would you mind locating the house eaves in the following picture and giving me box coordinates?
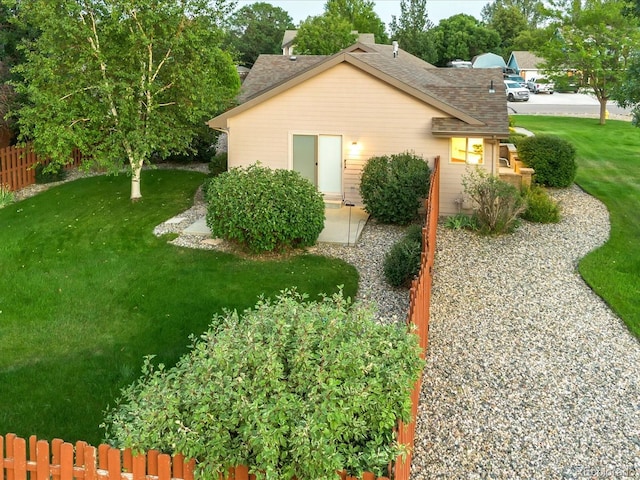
[208,51,485,129]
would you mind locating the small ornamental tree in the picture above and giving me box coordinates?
[517,135,577,187]
[103,290,424,480]
[359,152,431,225]
[205,165,325,252]
[462,168,526,235]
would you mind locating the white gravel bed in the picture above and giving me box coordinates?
[411,185,640,479]
[312,222,411,325]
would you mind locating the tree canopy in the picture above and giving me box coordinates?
[11,0,240,200]
[294,13,357,55]
[485,4,529,57]
[539,0,640,124]
[430,14,500,66]
[481,0,546,28]
[324,0,388,43]
[227,2,294,66]
[611,53,640,125]
[389,0,436,63]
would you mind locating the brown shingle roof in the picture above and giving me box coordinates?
[511,51,545,70]
[210,43,509,137]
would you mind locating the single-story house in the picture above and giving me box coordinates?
[507,51,545,80]
[208,42,510,215]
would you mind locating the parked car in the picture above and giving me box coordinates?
[503,73,526,87]
[554,75,580,93]
[504,80,530,102]
[526,78,554,94]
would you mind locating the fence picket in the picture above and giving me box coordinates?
[35,440,49,480]
[107,447,120,479]
[132,453,146,480]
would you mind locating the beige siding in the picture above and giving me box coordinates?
[227,63,447,202]
[226,62,498,215]
[438,139,501,215]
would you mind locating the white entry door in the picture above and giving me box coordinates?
[293,134,342,197]
[317,135,342,197]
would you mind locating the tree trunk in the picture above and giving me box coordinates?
[130,159,143,201]
[599,97,608,125]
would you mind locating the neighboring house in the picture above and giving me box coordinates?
[281,30,297,56]
[281,30,376,56]
[472,52,507,70]
[208,42,510,215]
[507,51,545,80]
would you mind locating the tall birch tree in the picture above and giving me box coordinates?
[10,0,240,200]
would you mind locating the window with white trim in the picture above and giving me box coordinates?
[451,137,484,165]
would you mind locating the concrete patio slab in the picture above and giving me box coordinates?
[182,206,369,245]
[317,206,369,245]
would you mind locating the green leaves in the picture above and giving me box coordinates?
[205,165,325,253]
[360,152,431,225]
[104,290,424,479]
[517,134,577,187]
[462,168,526,235]
[12,0,240,197]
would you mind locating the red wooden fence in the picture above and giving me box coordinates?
[1,158,440,480]
[0,144,82,192]
[1,434,395,480]
[0,433,195,480]
[393,156,440,480]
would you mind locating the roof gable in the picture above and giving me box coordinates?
[508,51,545,71]
[208,44,509,137]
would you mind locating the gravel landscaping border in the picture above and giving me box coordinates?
[411,185,640,479]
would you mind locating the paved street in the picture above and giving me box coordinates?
[507,91,633,119]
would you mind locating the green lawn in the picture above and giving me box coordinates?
[0,170,358,445]
[514,116,640,338]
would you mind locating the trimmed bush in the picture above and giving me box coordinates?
[462,168,526,235]
[506,132,528,147]
[383,224,423,287]
[103,290,424,480]
[208,152,227,177]
[359,152,431,225]
[205,165,325,252]
[517,134,577,187]
[521,185,561,223]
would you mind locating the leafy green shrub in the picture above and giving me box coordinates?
[445,213,478,231]
[517,135,577,187]
[205,164,324,252]
[103,290,424,480]
[35,163,67,184]
[0,184,15,208]
[521,185,561,223]
[383,224,423,287]
[155,127,219,164]
[506,132,528,147]
[359,152,431,225]
[208,152,227,177]
[462,168,527,235]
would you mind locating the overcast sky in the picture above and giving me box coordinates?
[235,0,488,27]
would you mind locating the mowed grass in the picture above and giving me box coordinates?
[514,116,640,338]
[0,170,358,445]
